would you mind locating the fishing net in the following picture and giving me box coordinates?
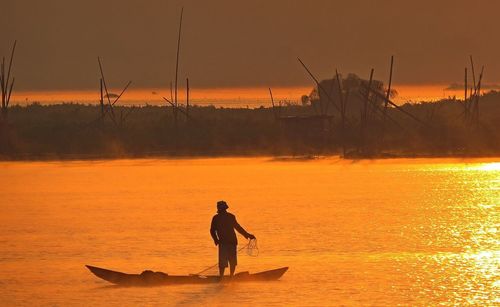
[246,238,259,257]
[195,239,259,276]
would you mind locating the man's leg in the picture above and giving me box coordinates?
[229,244,237,276]
[219,244,227,277]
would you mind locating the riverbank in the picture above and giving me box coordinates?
[1,93,499,160]
[2,152,500,162]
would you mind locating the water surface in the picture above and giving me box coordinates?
[0,158,498,305]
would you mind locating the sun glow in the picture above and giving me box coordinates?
[477,163,500,171]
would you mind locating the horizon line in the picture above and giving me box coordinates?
[9,84,481,106]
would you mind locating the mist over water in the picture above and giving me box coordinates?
[0,158,498,305]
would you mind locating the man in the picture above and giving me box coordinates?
[210,200,255,277]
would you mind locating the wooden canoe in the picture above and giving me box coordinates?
[86,265,288,286]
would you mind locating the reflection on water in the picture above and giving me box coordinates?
[0,158,498,305]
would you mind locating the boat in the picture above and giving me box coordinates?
[86,265,288,286]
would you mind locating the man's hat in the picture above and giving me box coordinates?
[217,200,229,210]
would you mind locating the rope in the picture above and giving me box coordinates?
[194,239,259,276]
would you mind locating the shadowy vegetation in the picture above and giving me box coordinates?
[0,90,499,160]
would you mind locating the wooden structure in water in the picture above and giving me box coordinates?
[269,84,335,151]
[294,55,429,157]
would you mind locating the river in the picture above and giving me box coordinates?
[0,157,498,305]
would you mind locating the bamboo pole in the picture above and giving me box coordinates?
[1,58,5,109]
[362,83,428,127]
[469,56,479,124]
[335,70,344,114]
[382,56,394,134]
[297,57,342,114]
[383,56,394,114]
[186,78,190,119]
[464,67,468,121]
[5,41,17,96]
[100,78,104,119]
[335,70,346,156]
[474,66,484,125]
[173,7,184,127]
[378,56,395,152]
[470,56,477,93]
[269,87,278,119]
[169,81,176,123]
[170,82,173,103]
[97,57,118,126]
[6,78,14,108]
[359,68,373,154]
[162,96,192,119]
[360,89,404,130]
[1,41,17,119]
[469,87,473,107]
[112,80,132,106]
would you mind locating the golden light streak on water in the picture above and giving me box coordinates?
[476,162,500,171]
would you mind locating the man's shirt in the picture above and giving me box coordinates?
[210,212,250,245]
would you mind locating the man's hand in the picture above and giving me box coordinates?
[247,234,256,240]
[214,239,219,246]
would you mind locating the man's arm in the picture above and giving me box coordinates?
[210,216,219,245]
[234,217,255,240]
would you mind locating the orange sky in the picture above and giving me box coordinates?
[10,84,466,107]
[3,1,500,92]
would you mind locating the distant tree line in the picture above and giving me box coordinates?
[0,88,499,160]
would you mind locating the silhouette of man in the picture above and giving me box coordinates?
[210,200,255,277]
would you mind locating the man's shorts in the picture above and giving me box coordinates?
[218,244,237,268]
